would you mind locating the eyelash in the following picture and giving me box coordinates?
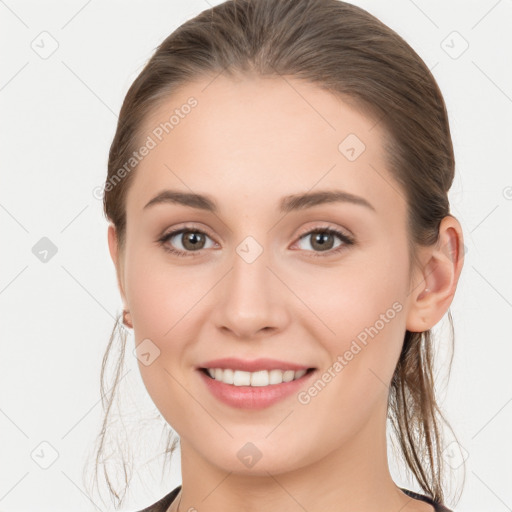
[157,224,355,259]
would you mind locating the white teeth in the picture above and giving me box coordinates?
[205,368,308,386]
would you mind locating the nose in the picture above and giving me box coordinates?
[211,243,290,340]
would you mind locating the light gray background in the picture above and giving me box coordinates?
[1,1,511,511]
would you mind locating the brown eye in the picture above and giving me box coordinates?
[158,228,216,256]
[294,227,355,258]
[306,231,337,251]
[179,231,207,251]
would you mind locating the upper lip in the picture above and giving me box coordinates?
[197,357,315,372]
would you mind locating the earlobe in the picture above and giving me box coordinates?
[406,216,465,333]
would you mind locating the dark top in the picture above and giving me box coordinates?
[137,485,453,512]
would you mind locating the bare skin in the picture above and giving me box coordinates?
[108,73,463,512]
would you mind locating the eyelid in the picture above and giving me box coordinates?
[159,222,217,241]
[294,222,353,241]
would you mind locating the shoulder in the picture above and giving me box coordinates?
[136,485,182,512]
[400,488,454,512]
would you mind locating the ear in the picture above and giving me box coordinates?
[107,224,128,307]
[406,215,465,333]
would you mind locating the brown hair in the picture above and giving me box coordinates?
[94,0,465,507]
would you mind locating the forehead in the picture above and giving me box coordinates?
[126,73,404,219]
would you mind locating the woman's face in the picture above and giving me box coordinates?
[110,74,426,474]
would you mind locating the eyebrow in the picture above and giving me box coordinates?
[143,189,376,213]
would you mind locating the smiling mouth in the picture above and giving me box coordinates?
[199,367,316,387]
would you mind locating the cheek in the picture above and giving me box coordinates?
[293,247,408,338]
[122,247,207,424]
[124,244,208,337]
[293,248,409,399]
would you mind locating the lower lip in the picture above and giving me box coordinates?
[197,369,316,410]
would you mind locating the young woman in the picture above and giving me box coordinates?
[97,0,465,510]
